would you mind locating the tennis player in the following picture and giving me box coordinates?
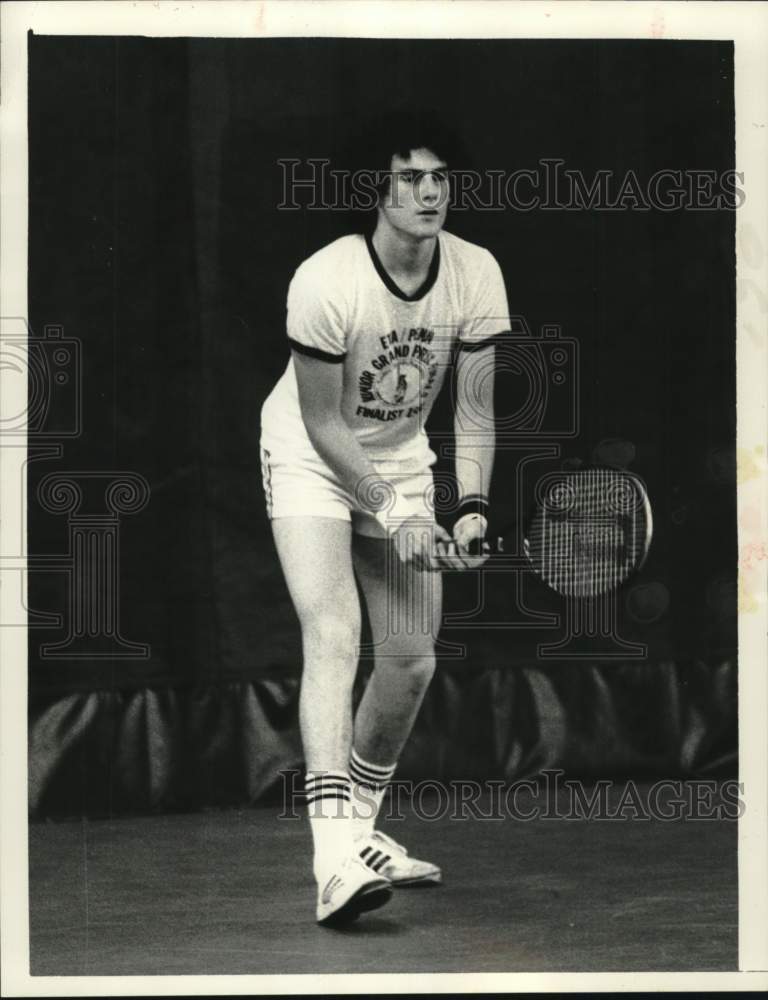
[260,114,510,924]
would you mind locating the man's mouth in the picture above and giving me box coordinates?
[418,210,439,216]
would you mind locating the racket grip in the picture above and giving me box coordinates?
[468,536,504,556]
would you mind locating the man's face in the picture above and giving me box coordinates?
[378,147,450,240]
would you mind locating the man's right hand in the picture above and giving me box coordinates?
[391,518,455,572]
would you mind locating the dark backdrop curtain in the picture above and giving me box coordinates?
[27,37,736,818]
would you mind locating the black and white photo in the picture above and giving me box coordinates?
[1,1,767,994]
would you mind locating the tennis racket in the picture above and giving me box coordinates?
[464,468,653,596]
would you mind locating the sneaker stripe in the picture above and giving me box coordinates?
[321,875,344,905]
[352,834,442,887]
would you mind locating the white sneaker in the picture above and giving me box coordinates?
[316,855,393,925]
[357,830,442,887]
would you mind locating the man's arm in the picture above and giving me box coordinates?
[293,350,380,508]
[292,351,452,569]
[452,343,496,553]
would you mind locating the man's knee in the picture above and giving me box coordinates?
[410,652,436,683]
[302,615,360,661]
[382,650,436,684]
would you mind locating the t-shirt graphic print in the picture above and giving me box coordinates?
[261,230,510,471]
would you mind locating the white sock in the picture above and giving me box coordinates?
[304,771,354,883]
[349,748,397,841]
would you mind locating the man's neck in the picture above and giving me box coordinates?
[372,220,436,276]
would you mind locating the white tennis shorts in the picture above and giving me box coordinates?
[259,443,436,539]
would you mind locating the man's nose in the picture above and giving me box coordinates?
[418,173,441,203]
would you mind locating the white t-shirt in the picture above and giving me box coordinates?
[261,230,510,470]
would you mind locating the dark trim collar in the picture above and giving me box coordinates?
[365,233,441,302]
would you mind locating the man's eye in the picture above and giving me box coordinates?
[398,169,448,184]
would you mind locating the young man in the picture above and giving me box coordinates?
[260,116,509,924]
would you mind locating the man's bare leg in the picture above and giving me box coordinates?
[272,517,361,879]
[350,533,441,845]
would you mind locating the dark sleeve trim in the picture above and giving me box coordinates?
[457,331,510,353]
[288,338,346,364]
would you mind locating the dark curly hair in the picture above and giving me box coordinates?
[342,109,469,209]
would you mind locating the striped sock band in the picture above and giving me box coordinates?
[349,749,397,834]
[304,771,352,817]
[304,771,353,882]
[349,749,397,790]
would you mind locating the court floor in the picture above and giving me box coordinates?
[29,782,737,976]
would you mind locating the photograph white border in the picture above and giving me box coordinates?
[2,1,766,995]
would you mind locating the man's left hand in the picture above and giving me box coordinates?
[435,512,490,570]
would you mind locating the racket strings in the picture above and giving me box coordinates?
[528,470,646,597]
